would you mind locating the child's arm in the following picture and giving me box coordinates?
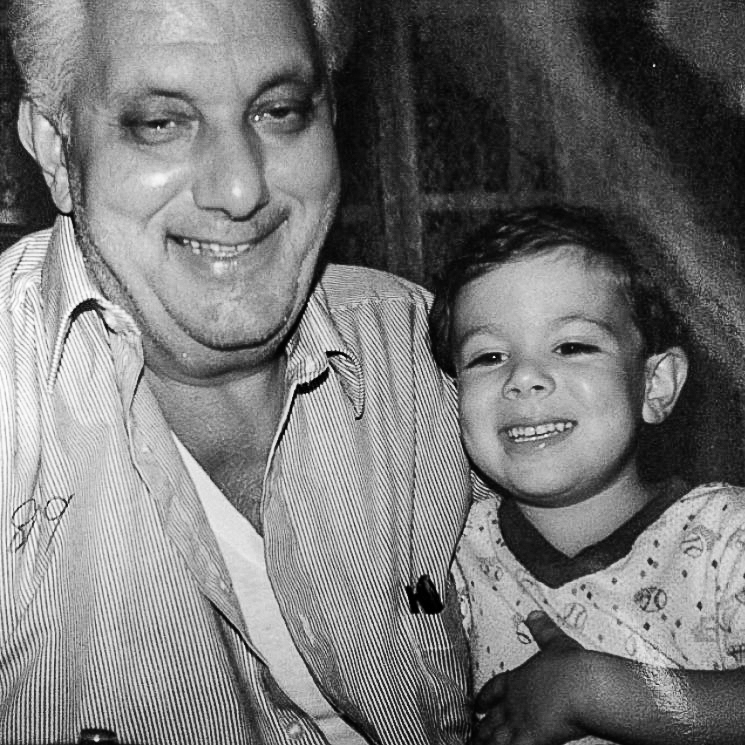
[472,610,745,745]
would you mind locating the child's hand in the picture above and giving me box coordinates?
[471,611,590,745]
[473,610,745,745]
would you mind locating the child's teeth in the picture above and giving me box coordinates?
[507,421,574,441]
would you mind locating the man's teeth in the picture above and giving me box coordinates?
[174,237,252,257]
[507,421,574,442]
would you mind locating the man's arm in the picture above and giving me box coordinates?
[472,611,745,745]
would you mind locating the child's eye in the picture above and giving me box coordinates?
[465,351,509,368]
[555,342,600,356]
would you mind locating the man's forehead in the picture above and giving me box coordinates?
[85,0,307,46]
[74,0,318,101]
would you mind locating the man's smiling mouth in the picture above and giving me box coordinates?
[505,420,575,443]
[168,209,290,259]
[171,236,254,258]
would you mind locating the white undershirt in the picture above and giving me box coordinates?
[173,436,366,745]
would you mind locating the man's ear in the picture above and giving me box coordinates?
[642,347,689,425]
[17,98,73,214]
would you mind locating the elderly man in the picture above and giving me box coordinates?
[0,0,471,742]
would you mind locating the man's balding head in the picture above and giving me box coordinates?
[9,0,355,131]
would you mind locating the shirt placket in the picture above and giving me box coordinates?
[101,316,240,619]
[118,333,334,743]
[258,356,345,745]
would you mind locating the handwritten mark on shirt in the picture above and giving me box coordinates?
[10,493,73,552]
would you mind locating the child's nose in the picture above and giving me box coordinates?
[502,359,555,400]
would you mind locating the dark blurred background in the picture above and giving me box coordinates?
[1,0,744,487]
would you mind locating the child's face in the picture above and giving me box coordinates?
[452,246,651,508]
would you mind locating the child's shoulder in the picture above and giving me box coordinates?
[459,490,503,551]
[467,483,502,518]
[674,481,745,528]
[680,481,745,504]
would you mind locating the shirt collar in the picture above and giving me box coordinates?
[287,276,365,418]
[42,215,140,388]
[41,222,364,414]
[499,476,689,588]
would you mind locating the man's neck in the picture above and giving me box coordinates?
[144,356,288,535]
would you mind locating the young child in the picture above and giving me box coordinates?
[430,205,745,744]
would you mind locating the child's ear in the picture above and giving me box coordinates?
[642,347,689,425]
[17,99,73,214]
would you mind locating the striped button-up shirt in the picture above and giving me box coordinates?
[0,217,472,745]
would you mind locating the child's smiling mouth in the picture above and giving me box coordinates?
[504,420,576,443]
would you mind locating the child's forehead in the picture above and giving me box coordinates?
[454,246,638,335]
[500,241,616,270]
[478,243,625,290]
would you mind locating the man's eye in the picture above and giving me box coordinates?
[250,99,315,135]
[555,342,599,355]
[126,117,193,146]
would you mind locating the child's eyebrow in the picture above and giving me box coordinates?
[551,314,617,335]
[456,322,505,345]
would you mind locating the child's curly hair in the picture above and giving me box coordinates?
[429,204,687,376]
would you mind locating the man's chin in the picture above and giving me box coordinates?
[163,311,296,363]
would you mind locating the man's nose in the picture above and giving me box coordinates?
[192,126,269,219]
[502,358,555,400]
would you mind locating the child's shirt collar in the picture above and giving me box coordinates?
[499,477,689,589]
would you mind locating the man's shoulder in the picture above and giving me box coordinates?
[0,227,54,303]
[316,263,432,311]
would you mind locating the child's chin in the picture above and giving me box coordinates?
[510,483,586,509]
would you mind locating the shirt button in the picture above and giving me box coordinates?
[286,721,305,740]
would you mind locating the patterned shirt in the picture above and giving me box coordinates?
[454,482,745,745]
[0,217,472,745]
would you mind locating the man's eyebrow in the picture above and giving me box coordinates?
[111,68,324,108]
[110,87,197,108]
[253,67,325,96]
